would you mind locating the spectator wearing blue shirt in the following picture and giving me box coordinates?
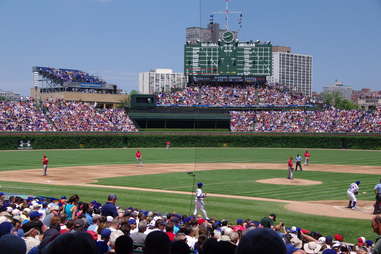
[374,179,381,214]
[101,194,118,217]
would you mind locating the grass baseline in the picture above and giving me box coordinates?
[0,147,381,171]
[95,169,378,201]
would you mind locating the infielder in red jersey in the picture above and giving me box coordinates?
[304,150,311,166]
[287,157,294,180]
[135,150,143,166]
[42,153,49,176]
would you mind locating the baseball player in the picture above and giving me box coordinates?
[42,153,49,176]
[304,150,311,166]
[347,181,360,209]
[135,150,143,166]
[374,179,381,214]
[287,157,294,180]
[193,182,209,220]
[295,154,303,171]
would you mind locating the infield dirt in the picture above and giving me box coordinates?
[0,162,380,220]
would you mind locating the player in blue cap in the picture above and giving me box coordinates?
[347,181,360,209]
[193,182,209,220]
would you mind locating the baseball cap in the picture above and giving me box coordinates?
[108,194,117,200]
[74,219,85,229]
[325,236,333,244]
[101,228,111,238]
[357,237,366,246]
[334,234,344,241]
[197,218,206,225]
[318,237,326,244]
[197,182,203,187]
[29,211,42,219]
[128,219,136,225]
[270,213,277,221]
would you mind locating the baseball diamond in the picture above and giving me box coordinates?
[0,147,381,244]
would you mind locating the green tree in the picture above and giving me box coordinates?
[0,96,7,101]
[321,91,358,110]
[129,90,139,96]
[118,90,140,108]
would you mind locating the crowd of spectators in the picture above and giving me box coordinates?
[156,84,310,107]
[43,100,137,132]
[35,67,105,85]
[0,100,55,132]
[0,100,137,132]
[0,192,377,254]
[357,108,381,133]
[230,109,381,133]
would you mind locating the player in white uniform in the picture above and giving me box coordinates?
[193,182,209,220]
[347,181,360,209]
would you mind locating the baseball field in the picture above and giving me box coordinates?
[0,147,380,242]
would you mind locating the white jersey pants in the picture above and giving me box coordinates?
[194,199,208,219]
[347,190,357,202]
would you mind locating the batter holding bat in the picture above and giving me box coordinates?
[347,180,360,209]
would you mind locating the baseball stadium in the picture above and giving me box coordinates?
[1,1,381,254]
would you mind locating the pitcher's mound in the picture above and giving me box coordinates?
[257,178,322,186]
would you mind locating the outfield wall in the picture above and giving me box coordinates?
[0,133,381,150]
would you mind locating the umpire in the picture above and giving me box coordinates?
[374,179,381,214]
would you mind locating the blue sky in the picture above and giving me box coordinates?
[0,0,380,95]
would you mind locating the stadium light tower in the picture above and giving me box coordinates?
[211,0,243,31]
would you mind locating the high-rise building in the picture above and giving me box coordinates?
[138,69,187,94]
[267,47,312,96]
[352,88,381,109]
[186,23,238,43]
[323,80,352,100]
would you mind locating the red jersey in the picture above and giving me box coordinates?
[166,141,171,145]
[135,151,141,158]
[288,159,293,167]
[304,152,311,158]
[42,157,49,165]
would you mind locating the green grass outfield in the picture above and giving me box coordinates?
[0,148,380,242]
[0,180,376,242]
[96,169,378,201]
[0,147,381,171]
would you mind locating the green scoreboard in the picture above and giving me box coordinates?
[185,31,272,77]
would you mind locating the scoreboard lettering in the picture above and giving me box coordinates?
[184,36,272,77]
[189,75,266,84]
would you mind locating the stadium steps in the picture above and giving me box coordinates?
[39,103,59,131]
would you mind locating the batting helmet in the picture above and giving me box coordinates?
[197,182,203,188]
[356,181,361,185]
